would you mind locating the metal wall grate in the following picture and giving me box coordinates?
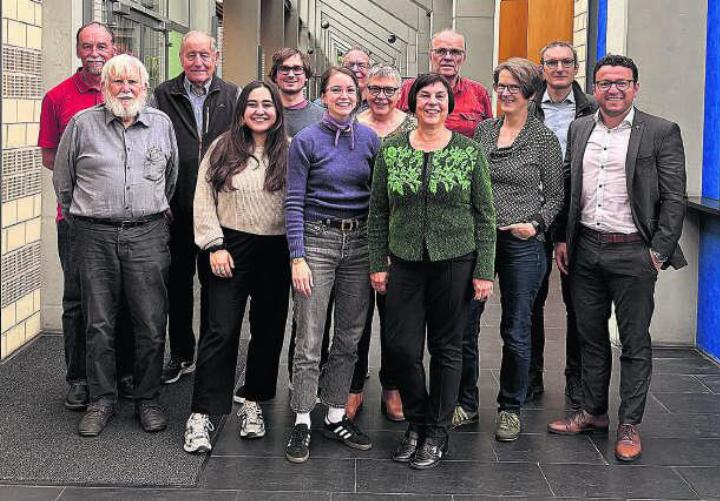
[1,149,42,202]
[0,243,42,308]
[1,72,43,99]
[2,46,42,76]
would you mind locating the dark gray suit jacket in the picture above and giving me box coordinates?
[555,108,687,270]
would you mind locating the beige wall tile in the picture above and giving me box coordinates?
[6,222,26,251]
[2,99,18,124]
[25,217,41,242]
[6,323,26,356]
[33,194,42,217]
[34,3,41,25]
[6,123,26,148]
[26,24,41,50]
[16,0,35,25]
[33,290,41,312]
[1,304,16,333]
[16,99,35,123]
[26,123,39,145]
[16,195,34,222]
[1,334,7,361]
[25,313,40,340]
[1,229,7,254]
[16,292,34,322]
[3,0,18,20]
[2,125,7,148]
[2,19,8,43]
[2,201,18,228]
[7,19,26,47]
[34,101,42,123]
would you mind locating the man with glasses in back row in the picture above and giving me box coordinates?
[314,46,372,113]
[526,41,597,407]
[548,54,686,463]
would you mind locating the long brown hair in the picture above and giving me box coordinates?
[207,80,287,193]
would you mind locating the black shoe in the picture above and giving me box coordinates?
[286,424,311,464]
[392,428,421,463]
[118,375,134,400]
[323,416,372,451]
[161,358,196,384]
[65,382,89,411]
[136,401,167,432]
[565,377,583,410]
[410,436,448,470]
[78,403,114,437]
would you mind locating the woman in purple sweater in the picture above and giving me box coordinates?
[284,67,381,464]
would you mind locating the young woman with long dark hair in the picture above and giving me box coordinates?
[183,80,290,453]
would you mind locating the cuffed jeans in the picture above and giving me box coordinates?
[570,231,657,424]
[192,229,290,415]
[385,253,474,439]
[290,221,371,413]
[496,232,547,412]
[74,217,170,405]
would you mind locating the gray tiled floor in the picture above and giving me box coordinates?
[2,271,720,500]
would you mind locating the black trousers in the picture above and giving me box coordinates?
[191,229,290,416]
[74,218,170,405]
[168,209,206,362]
[385,254,474,439]
[350,291,396,392]
[570,231,657,424]
[530,236,582,381]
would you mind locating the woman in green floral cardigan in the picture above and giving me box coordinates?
[368,73,496,470]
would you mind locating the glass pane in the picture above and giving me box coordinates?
[114,16,141,58]
[168,31,184,78]
[168,0,189,25]
[143,26,166,90]
[129,0,166,17]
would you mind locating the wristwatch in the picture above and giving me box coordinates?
[650,248,668,264]
[206,243,226,253]
[291,257,306,265]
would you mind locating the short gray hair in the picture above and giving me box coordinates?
[493,57,542,99]
[181,30,218,54]
[101,54,149,88]
[366,64,401,87]
[539,41,578,67]
[342,46,372,64]
[430,29,466,50]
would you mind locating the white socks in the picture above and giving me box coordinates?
[295,412,311,427]
[326,406,345,424]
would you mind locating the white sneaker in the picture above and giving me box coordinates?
[238,401,266,439]
[183,413,214,453]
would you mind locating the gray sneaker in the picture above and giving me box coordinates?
[238,401,266,439]
[450,405,478,429]
[495,410,521,442]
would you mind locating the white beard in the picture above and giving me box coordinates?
[104,92,147,119]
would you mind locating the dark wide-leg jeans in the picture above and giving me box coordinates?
[74,217,170,405]
[385,253,474,439]
[570,231,657,424]
[191,229,290,415]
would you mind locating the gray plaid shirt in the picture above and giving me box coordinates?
[53,104,178,220]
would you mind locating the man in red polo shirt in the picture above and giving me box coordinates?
[397,29,492,137]
[39,21,133,410]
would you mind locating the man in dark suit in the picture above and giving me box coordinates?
[547,54,686,462]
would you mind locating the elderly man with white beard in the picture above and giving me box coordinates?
[53,54,178,437]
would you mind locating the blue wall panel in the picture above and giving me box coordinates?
[698,218,720,359]
[702,0,720,200]
[596,0,607,59]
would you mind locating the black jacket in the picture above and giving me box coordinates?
[530,80,598,122]
[152,73,238,216]
[557,109,687,270]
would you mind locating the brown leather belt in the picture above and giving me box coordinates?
[73,212,164,228]
[580,226,643,244]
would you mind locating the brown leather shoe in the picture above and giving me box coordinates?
[547,410,609,435]
[381,389,405,422]
[345,392,364,421]
[615,423,642,462]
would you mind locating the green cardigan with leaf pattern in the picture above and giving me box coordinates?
[368,131,497,280]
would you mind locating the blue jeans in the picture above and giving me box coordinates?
[496,232,547,412]
[57,219,86,383]
[458,298,486,414]
[290,221,371,413]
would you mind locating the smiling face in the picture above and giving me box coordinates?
[342,50,370,91]
[495,69,528,116]
[275,53,307,96]
[104,66,147,119]
[242,86,277,136]
[366,75,401,118]
[541,45,578,92]
[76,24,115,76]
[322,71,358,120]
[180,32,218,86]
[593,65,639,118]
[430,31,466,82]
[414,81,449,128]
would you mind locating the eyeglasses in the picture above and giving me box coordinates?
[431,47,465,58]
[343,62,369,71]
[278,65,305,76]
[542,58,576,69]
[494,84,522,95]
[325,85,357,96]
[367,85,399,97]
[595,79,635,91]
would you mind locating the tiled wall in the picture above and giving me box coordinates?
[1,0,44,359]
[573,0,589,87]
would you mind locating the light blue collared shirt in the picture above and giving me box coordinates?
[184,77,212,135]
[541,89,575,158]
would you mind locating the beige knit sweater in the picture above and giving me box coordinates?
[194,144,286,250]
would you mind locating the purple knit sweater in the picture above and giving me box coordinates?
[285,121,380,258]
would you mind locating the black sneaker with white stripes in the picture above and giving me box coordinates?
[286,423,311,464]
[322,416,372,451]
